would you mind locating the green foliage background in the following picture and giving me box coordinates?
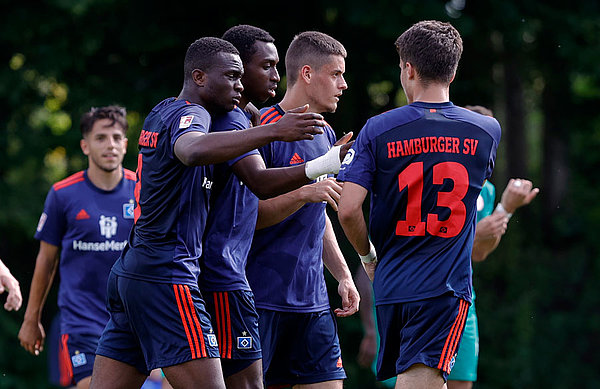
[1,1,599,388]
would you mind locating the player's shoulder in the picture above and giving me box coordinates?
[361,105,423,139]
[123,169,136,182]
[443,105,501,140]
[260,104,284,124]
[52,171,86,192]
[150,97,210,126]
[211,106,250,132]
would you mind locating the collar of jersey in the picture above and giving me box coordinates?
[410,101,454,109]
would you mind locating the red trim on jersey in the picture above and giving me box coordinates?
[437,299,468,372]
[173,284,197,359]
[134,154,142,223]
[260,107,277,124]
[261,110,281,125]
[53,171,85,191]
[184,285,207,358]
[59,334,74,387]
[124,169,136,181]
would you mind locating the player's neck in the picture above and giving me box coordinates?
[278,88,317,113]
[87,164,123,191]
[408,84,450,104]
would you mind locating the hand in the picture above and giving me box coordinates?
[0,268,22,311]
[244,102,261,127]
[334,132,354,163]
[334,277,360,317]
[500,178,539,213]
[362,261,377,282]
[357,331,377,368]
[18,319,45,356]
[300,178,343,211]
[475,212,508,241]
[272,105,325,142]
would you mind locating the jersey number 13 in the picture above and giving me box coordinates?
[396,161,468,238]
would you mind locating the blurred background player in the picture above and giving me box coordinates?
[245,31,359,389]
[338,20,501,389]
[0,258,22,311]
[18,106,135,389]
[90,37,326,389]
[200,25,352,389]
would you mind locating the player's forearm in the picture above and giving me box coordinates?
[338,208,370,256]
[355,267,375,332]
[238,165,310,200]
[23,254,58,321]
[472,235,502,262]
[255,189,307,230]
[322,216,353,283]
[178,124,280,166]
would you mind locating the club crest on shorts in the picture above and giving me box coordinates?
[207,333,218,348]
[71,351,87,368]
[179,115,194,129]
[237,336,252,350]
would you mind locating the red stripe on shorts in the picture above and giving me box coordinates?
[437,299,468,372]
[173,284,197,359]
[59,333,74,387]
[184,285,207,357]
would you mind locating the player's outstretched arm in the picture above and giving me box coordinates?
[473,178,539,262]
[0,259,22,311]
[233,132,354,199]
[499,178,539,214]
[338,182,377,281]
[323,215,360,317]
[18,241,59,356]
[174,105,324,166]
[255,178,343,230]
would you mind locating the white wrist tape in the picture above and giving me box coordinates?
[495,203,513,220]
[305,145,342,180]
[359,241,377,264]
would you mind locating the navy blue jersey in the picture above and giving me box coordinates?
[338,102,501,306]
[246,104,337,312]
[35,170,136,336]
[199,107,259,292]
[112,98,213,285]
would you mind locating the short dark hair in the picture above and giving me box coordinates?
[285,31,347,86]
[465,105,494,117]
[222,25,275,64]
[395,20,463,84]
[80,105,128,137]
[183,37,240,81]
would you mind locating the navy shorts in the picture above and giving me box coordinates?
[203,290,261,377]
[376,295,469,382]
[96,272,220,375]
[258,308,346,386]
[58,332,98,385]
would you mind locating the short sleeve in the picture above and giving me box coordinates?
[337,120,376,190]
[34,188,65,246]
[170,107,212,151]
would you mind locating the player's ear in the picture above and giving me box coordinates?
[192,69,207,87]
[300,65,312,84]
[80,138,90,156]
